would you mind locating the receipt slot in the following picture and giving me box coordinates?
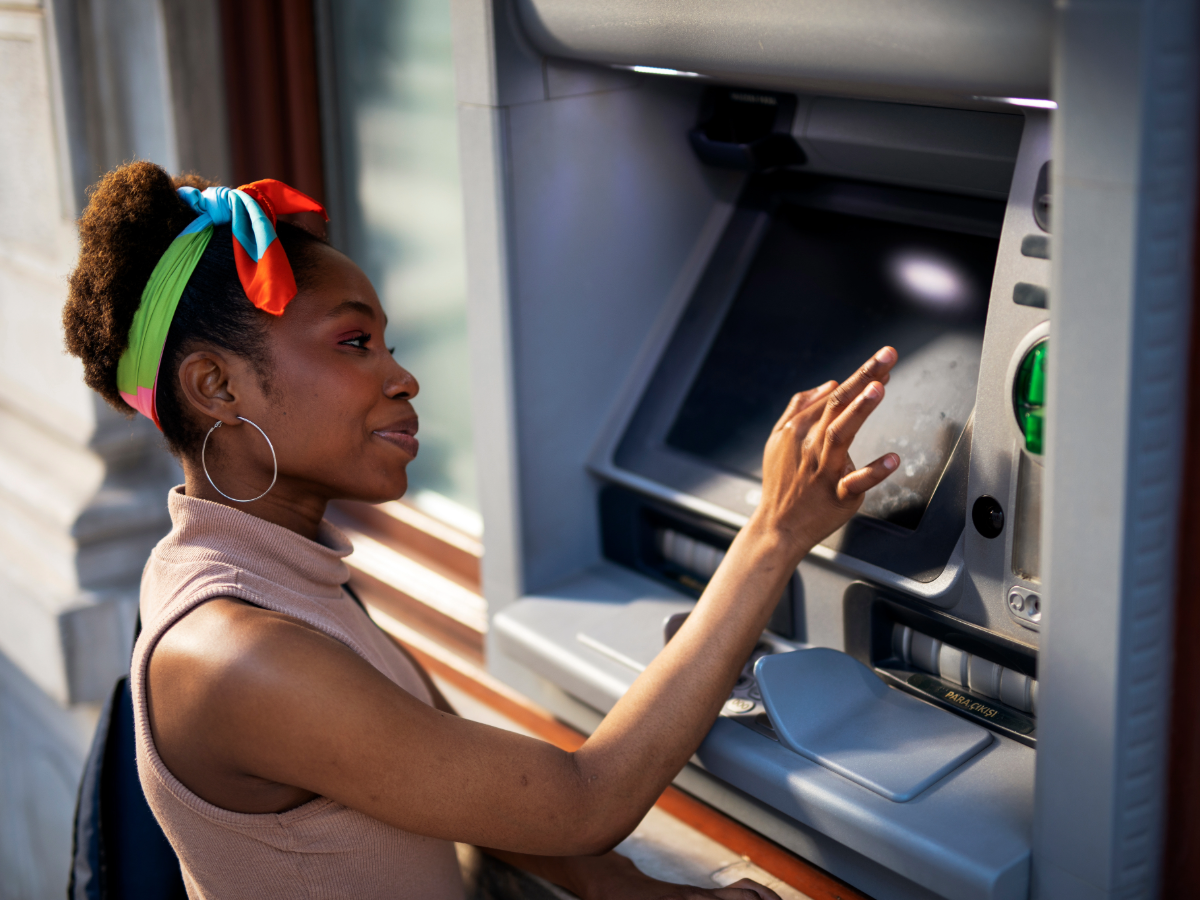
[452,3,1197,899]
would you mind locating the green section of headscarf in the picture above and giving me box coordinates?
[115,225,213,420]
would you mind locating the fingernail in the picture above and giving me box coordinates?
[875,347,897,364]
[884,454,898,471]
[864,383,882,400]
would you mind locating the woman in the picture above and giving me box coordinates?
[62,162,899,900]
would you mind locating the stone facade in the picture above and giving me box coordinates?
[0,2,226,896]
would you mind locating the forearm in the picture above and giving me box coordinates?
[570,520,805,845]
[563,352,898,846]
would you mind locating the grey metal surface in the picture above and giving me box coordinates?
[756,648,992,802]
[954,111,1052,647]
[694,718,1032,900]
[453,3,1199,898]
[515,0,1052,104]
[492,564,1034,900]
[453,0,544,613]
[669,763,947,900]
[1032,1,1198,897]
[797,99,1024,198]
[505,81,737,597]
[578,598,697,673]
[453,5,1039,892]
[455,0,741,612]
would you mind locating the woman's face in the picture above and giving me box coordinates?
[192,243,421,508]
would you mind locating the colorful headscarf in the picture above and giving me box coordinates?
[115,179,326,428]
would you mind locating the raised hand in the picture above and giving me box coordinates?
[754,346,900,556]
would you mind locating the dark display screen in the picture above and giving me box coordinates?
[666,203,997,530]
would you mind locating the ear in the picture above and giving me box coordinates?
[177,349,244,424]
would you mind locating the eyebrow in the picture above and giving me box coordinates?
[323,299,379,322]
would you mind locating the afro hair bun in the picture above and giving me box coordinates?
[62,162,324,457]
[63,162,216,415]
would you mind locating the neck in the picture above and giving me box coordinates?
[181,461,328,542]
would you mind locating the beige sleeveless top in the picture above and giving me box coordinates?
[131,487,465,900]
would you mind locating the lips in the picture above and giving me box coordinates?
[372,419,419,458]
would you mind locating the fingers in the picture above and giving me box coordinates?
[822,380,885,458]
[838,452,900,498]
[712,879,783,900]
[821,346,897,425]
[772,381,836,433]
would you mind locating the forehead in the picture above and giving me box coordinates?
[280,244,385,325]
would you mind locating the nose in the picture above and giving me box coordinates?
[384,361,419,401]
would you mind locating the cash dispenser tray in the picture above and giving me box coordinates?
[756,648,992,802]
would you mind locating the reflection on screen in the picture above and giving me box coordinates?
[666,204,997,530]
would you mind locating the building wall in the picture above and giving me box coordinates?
[0,2,225,895]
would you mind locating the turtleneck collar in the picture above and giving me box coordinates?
[162,486,351,598]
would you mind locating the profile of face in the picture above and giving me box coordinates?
[178,242,420,512]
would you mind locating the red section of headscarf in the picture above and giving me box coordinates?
[238,179,328,225]
[233,240,295,316]
[234,179,329,315]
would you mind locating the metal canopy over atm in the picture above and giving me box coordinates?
[451,3,1198,898]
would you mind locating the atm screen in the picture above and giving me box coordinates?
[666,204,997,529]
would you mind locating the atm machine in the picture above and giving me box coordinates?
[451,3,1198,899]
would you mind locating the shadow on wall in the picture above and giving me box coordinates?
[61,396,182,705]
[0,648,87,900]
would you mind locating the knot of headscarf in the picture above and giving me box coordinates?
[115,179,327,429]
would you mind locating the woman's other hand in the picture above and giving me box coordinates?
[485,848,784,900]
[752,345,900,559]
[569,851,783,900]
[594,877,782,900]
[586,876,782,900]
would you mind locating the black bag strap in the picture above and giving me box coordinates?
[343,581,366,612]
[68,679,117,899]
[68,609,186,900]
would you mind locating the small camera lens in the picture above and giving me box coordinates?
[972,495,1005,539]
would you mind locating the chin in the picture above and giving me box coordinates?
[332,475,409,506]
[371,477,410,505]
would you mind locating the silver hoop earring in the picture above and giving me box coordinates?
[201,416,278,503]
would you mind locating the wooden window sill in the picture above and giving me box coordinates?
[328,499,485,664]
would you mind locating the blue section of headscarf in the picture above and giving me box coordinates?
[176,185,276,262]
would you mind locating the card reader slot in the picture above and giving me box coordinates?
[893,624,1038,715]
[844,582,1038,745]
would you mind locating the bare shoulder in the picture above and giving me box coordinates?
[146,598,417,813]
[149,597,410,729]
[150,597,353,683]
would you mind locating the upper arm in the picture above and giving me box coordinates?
[149,601,609,855]
[382,633,457,715]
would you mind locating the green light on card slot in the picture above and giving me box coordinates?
[1014,340,1047,455]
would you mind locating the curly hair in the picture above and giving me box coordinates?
[63,161,324,456]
